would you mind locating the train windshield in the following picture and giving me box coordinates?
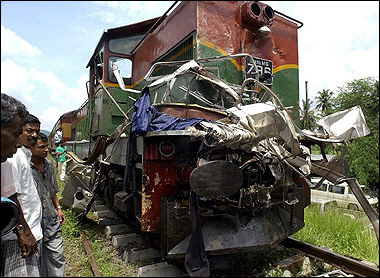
[109,34,144,55]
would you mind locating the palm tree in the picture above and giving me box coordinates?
[315,89,334,116]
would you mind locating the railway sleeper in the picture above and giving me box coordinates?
[90,199,187,276]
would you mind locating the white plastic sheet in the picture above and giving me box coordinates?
[316,105,370,141]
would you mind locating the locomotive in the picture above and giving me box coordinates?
[52,1,378,269]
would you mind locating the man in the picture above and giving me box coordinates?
[1,93,40,277]
[2,113,43,277]
[31,133,66,276]
[1,93,26,163]
[54,127,63,147]
[56,140,67,182]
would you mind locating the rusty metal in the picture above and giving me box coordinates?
[80,229,102,277]
[141,136,195,232]
[66,136,108,165]
[281,237,379,277]
[241,1,275,30]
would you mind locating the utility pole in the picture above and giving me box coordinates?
[305,81,309,129]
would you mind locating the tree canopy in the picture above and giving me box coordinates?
[332,77,379,188]
[315,89,334,116]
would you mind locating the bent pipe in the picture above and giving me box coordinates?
[286,156,379,242]
[341,178,379,242]
[66,136,111,165]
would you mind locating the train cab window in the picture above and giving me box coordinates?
[94,48,104,83]
[107,56,132,84]
[109,34,145,55]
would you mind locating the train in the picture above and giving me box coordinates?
[51,1,378,270]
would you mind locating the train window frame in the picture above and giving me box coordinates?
[107,56,132,85]
[108,33,145,56]
[94,48,104,82]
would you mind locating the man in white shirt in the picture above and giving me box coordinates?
[1,93,40,276]
[1,93,25,164]
[1,113,43,277]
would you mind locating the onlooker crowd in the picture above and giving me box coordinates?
[1,93,66,277]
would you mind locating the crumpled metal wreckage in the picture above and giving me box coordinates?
[62,60,379,248]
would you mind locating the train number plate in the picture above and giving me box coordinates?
[245,57,273,85]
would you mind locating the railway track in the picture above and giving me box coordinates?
[280,237,379,277]
[84,199,379,277]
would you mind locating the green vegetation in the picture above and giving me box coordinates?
[293,206,379,265]
[333,77,379,187]
[60,208,137,277]
[315,89,334,117]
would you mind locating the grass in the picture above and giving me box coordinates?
[60,209,137,277]
[48,153,138,277]
[293,205,379,265]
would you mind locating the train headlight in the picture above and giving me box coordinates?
[258,26,271,35]
[159,141,175,157]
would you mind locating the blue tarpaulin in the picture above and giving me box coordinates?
[131,87,206,135]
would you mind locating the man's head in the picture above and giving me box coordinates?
[1,93,29,162]
[31,133,49,160]
[20,114,41,148]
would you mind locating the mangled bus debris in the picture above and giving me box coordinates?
[51,1,378,272]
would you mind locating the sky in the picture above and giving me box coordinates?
[1,1,379,132]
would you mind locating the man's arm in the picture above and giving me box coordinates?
[9,194,38,258]
[52,193,66,225]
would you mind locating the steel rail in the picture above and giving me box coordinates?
[281,237,379,277]
[80,229,102,277]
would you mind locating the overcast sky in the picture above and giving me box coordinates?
[1,1,379,131]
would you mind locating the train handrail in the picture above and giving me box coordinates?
[98,80,130,120]
[144,53,258,82]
